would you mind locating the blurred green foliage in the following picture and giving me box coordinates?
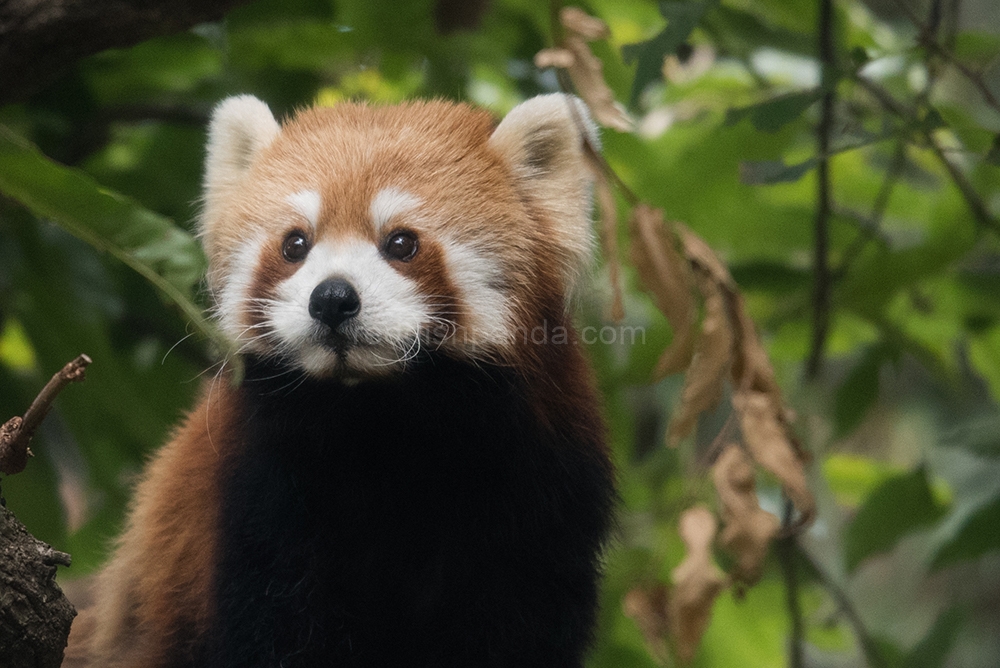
[1,0,999,666]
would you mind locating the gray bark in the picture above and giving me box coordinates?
[0,0,253,105]
[0,500,75,668]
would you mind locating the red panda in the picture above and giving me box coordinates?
[64,93,616,668]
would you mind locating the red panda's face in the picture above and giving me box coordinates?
[199,95,596,380]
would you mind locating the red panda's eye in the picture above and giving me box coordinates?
[384,231,418,262]
[282,231,311,262]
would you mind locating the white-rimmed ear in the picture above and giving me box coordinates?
[202,95,280,225]
[489,93,599,290]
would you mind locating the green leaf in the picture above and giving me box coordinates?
[931,493,1000,570]
[621,0,719,107]
[919,107,947,133]
[739,158,817,184]
[969,327,1000,403]
[703,6,813,59]
[845,466,949,572]
[939,413,1000,459]
[822,454,903,508]
[725,89,823,133]
[870,635,907,668]
[903,607,964,668]
[833,343,893,438]
[985,134,1000,167]
[0,125,224,353]
[729,261,811,294]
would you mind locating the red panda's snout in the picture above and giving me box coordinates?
[200,94,597,380]
[308,277,361,330]
[260,228,462,379]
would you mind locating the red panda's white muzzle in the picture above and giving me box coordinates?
[268,238,431,379]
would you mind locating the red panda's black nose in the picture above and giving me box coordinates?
[309,277,361,330]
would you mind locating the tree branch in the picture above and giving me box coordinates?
[777,498,805,668]
[887,0,1000,114]
[0,0,255,105]
[806,0,836,380]
[0,354,91,475]
[799,547,889,668]
[855,76,1000,236]
[834,141,907,278]
[0,503,76,668]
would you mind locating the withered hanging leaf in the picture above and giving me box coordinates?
[533,8,633,132]
[712,444,781,585]
[733,390,814,525]
[671,505,726,664]
[629,204,697,377]
[534,48,575,69]
[560,5,610,40]
[730,300,794,424]
[622,584,671,664]
[675,223,735,289]
[668,271,734,446]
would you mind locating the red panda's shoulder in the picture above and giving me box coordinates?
[65,384,240,666]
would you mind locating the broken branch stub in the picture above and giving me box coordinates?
[0,354,92,475]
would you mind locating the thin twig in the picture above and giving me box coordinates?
[798,547,889,668]
[777,498,805,668]
[855,76,1000,235]
[835,141,908,278]
[806,0,836,380]
[888,0,1000,114]
[0,354,92,475]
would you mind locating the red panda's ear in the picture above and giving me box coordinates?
[201,95,281,232]
[489,93,599,294]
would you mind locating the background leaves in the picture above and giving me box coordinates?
[1,0,999,666]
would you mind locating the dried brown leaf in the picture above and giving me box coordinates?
[622,584,671,664]
[591,160,624,321]
[629,204,697,377]
[534,48,576,70]
[712,444,781,584]
[668,272,734,446]
[560,6,610,40]
[676,223,735,289]
[733,390,814,526]
[534,8,633,131]
[670,506,726,664]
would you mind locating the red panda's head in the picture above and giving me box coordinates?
[200,94,597,380]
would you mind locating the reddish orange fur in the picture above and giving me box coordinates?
[66,388,233,666]
[65,95,605,666]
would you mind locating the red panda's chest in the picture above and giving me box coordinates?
[205,352,613,667]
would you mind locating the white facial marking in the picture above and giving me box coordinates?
[216,234,267,345]
[286,189,322,229]
[268,239,428,377]
[439,238,511,348]
[370,187,421,231]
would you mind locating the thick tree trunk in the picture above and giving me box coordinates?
[0,500,75,668]
[0,0,254,105]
